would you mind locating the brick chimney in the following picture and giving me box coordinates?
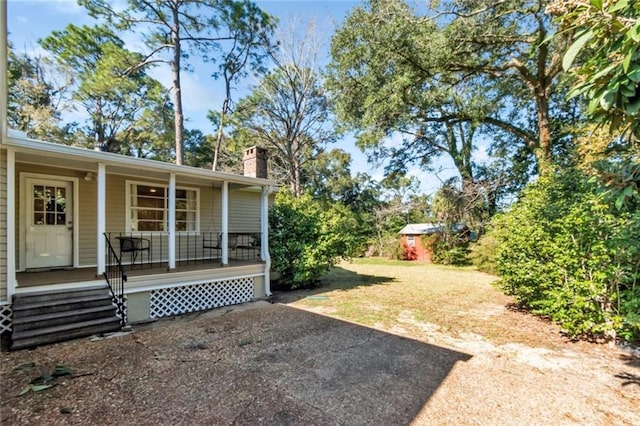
[243,146,268,179]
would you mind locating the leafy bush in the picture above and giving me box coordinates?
[377,235,410,260]
[494,168,640,341]
[269,191,359,289]
[425,232,470,266]
[388,238,405,260]
[470,232,499,275]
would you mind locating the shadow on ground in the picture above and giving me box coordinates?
[272,265,395,304]
[236,305,472,424]
[1,303,471,425]
[616,353,640,387]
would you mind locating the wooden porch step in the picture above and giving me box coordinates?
[12,285,110,304]
[12,305,118,333]
[11,317,122,351]
[10,285,122,351]
[12,294,114,317]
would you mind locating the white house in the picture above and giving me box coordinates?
[0,4,274,350]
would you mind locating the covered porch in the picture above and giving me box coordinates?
[15,256,263,289]
[4,135,274,300]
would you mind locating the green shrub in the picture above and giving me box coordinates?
[494,168,640,341]
[269,191,359,289]
[470,232,499,275]
[389,238,405,260]
[425,232,471,266]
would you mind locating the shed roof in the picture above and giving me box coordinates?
[398,223,444,235]
[398,223,466,235]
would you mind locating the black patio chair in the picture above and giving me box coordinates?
[116,236,150,265]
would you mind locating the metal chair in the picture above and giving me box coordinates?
[203,233,238,260]
[116,236,150,265]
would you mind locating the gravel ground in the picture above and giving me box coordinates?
[1,298,638,425]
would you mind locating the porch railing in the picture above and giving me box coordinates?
[103,233,127,327]
[106,231,263,268]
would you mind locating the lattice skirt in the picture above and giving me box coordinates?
[149,277,254,318]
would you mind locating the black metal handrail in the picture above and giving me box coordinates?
[104,233,127,327]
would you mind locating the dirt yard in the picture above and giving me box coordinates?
[1,260,639,425]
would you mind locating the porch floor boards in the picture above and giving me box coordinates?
[17,258,262,288]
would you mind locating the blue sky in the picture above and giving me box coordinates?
[7,0,460,194]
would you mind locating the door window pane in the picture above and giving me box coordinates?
[32,183,70,226]
[33,185,44,200]
[45,186,55,212]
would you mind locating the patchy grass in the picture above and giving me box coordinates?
[283,259,564,348]
[350,257,476,271]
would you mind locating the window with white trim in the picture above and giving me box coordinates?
[407,235,416,247]
[127,182,199,232]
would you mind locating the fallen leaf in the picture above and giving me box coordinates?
[53,365,73,377]
[14,362,36,371]
[17,386,32,396]
[31,384,54,393]
[30,374,53,385]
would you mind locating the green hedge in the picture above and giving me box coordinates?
[494,168,640,341]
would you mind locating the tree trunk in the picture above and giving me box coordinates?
[212,106,225,172]
[172,7,184,165]
[212,97,230,171]
[293,159,302,197]
[535,88,552,174]
[96,97,104,147]
[375,216,384,257]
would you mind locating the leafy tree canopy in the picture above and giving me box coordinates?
[550,0,640,141]
[40,24,168,152]
[7,44,70,141]
[328,0,580,187]
[79,0,276,165]
[233,64,338,196]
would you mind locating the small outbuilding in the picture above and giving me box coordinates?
[398,223,444,262]
[398,223,469,262]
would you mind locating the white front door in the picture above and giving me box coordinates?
[25,178,74,269]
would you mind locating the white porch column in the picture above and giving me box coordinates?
[221,181,229,266]
[96,163,106,275]
[0,1,8,139]
[260,185,272,296]
[6,148,15,297]
[168,173,176,270]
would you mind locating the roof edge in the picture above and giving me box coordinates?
[4,134,275,186]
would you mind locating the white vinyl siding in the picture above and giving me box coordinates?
[0,150,7,301]
[199,187,220,234]
[228,188,261,233]
[78,177,97,266]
